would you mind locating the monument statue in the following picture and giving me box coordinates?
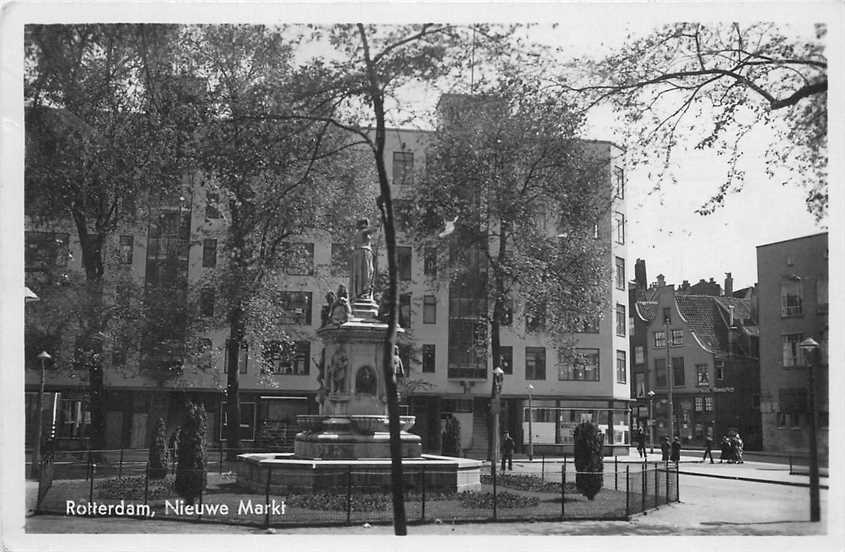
[320,291,336,327]
[329,285,352,325]
[350,218,376,301]
[329,346,349,394]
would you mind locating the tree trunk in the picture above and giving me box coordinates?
[358,24,407,536]
[73,213,107,450]
[225,306,244,460]
[487,224,507,461]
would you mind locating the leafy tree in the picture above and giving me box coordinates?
[561,22,828,221]
[24,24,202,447]
[573,421,604,500]
[175,402,207,504]
[414,82,609,420]
[148,417,169,479]
[171,25,375,458]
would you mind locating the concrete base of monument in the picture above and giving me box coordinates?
[236,453,483,493]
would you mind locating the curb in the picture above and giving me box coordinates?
[677,470,829,489]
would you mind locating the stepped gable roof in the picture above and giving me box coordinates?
[635,301,658,322]
[674,295,721,353]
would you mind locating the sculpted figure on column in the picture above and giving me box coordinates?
[350,218,376,301]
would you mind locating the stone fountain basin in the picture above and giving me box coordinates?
[295,414,416,434]
[236,453,483,493]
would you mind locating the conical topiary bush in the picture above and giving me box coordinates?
[573,421,604,500]
[174,402,207,504]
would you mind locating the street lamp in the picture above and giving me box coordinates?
[798,337,821,522]
[527,384,534,461]
[31,350,52,479]
[490,366,504,472]
[664,315,674,441]
[647,390,656,453]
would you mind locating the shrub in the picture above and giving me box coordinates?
[174,402,207,504]
[98,475,175,500]
[441,415,462,457]
[573,421,604,500]
[148,418,169,480]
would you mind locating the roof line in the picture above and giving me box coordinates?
[689,329,715,354]
[756,232,828,249]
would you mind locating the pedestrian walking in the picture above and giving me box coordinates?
[636,427,647,459]
[501,431,515,471]
[719,435,730,463]
[660,436,670,462]
[702,435,714,464]
[734,434,744,464]
[670,436,681,463]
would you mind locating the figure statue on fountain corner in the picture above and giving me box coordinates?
[315,348,328,411]
[329,285,353,326]
[329,346,349,394]
[350,218,377,301]
[392,344,405,401]
[320,291,336,328]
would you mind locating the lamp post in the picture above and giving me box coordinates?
[490,366,504,472]
[31,350,52,479]
[647,390,656,453]
[799,337,821,522]
[527,384,534,461]
[664,316,674,441]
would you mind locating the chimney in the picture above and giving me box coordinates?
[656,274,666,287]
[724,272,733,296]
[635,259,647,291]
[729,305,735,327]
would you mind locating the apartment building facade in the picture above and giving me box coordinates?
[756,233,828,456]
[25,100,632,457]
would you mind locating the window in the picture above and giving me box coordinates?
[112,333,130,365]
[593,219,599,239]
[499,346,513,375]
[197,338,213,370]
[694,397,704,412]
[560,348,599,381]
[399,293,412,328]
[525,347,546,380]
[613,166,625,199]
[613,211,625,244]
[672,357,685,386]
[200,288,215,317]
[263,340,310,375]
[817,277,828,314]
[615,304,626,336]
[423,295,437,324]
[56,398,91,439]
[782,334,804,367]
[615,257,625,290]
[331,242,351,276]
[696,364,710,387]
[277,291,312,325]
[526,303,546,333]
[205,191,221,219]
[704,396,713,412]
[780,281,803,316]
[634,345,645,365]
[422,344,435,373]
[671,329,684,346]
[500,296,514,326]
[398,246,412,281]
[654,331,666,348]
[284,242,314,276]
[223,340,248,374]
[715,360,725,381]
[393,151,414,187]
[25,231,69,272]
[202,239,217,268]
[616,350,627,384]
[778,388,806,427]
[423,247,437,276]
[119,235,134,264]
[662,307,671,325]
[221,402,256,441]
[655,358,667,387]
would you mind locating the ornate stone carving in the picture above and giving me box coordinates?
[355,365,378,396]
[350,218,376,301]
[329,285,353,325]
[329,346,349,393]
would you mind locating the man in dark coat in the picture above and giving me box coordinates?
[660,436,671,461]
[501,432,516,471]
[702,434,714,464]
[670,436,681,463]
[636,427,647,459]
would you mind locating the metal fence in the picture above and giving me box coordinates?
[33,451,679,528]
